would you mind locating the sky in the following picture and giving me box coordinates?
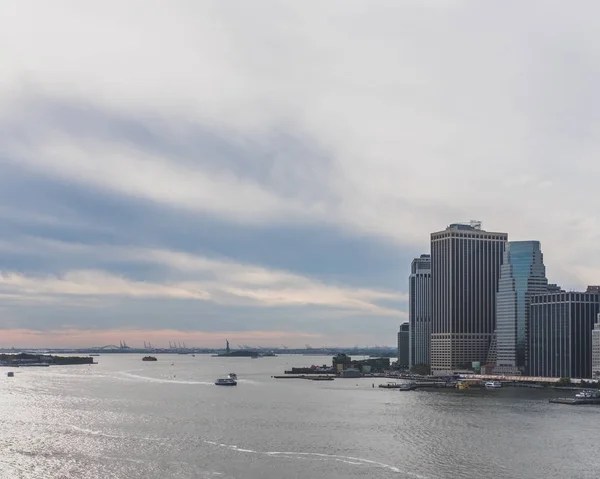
[1,1,600,348]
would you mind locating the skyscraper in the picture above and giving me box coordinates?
[430,222,507,374]
[592,315,600,379]
[529,290,600,378]
[409,254,431,368]
[397,322,409,369]
[494,241,548,375]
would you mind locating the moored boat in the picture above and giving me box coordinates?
[575,389,600,398]
[485,381,502,388]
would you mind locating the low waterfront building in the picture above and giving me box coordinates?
[397,322,409,370]
[529,290,600,378]
[593,315,600,379]
[332,353,390,373]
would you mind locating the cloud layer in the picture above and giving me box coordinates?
[1,1,600,346]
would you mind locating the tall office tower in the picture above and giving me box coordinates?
[591,314,600,379]
[495,241,548,375]
[530,290,600,378]
[397,322,410,369]
[430,221,507,375]
[409,254,431,368]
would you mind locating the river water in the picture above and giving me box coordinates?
[0,354,598,478]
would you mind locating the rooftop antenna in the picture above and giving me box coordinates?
[469,220,482,230]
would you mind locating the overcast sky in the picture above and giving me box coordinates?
[0,1,599,348]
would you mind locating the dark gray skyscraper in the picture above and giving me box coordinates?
[530,290,600,378]
[397,322,409,369]
[430,222,507,375]
[494,241,548,375]
[409,254,431,368]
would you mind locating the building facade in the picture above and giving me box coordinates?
[409,254,431,368]
[592,315,600,379]
[494,241,548,375]
[529,291,600,379]
[430,222,507,374]
[397,322,409,370]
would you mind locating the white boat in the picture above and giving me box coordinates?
[215,377,237,386]
[485,381,502,388]
[575,389,600,398]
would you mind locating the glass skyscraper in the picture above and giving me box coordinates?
[495,241,548,374]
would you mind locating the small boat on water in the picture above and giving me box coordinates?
[215,377,237,386]
[142,356,158,362]
[575,389,600,398]
[485,381,502,389]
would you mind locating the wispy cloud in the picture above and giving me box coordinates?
[0,240,404,317]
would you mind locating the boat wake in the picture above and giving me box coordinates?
[117,371,213,385]
[203,440,427,477]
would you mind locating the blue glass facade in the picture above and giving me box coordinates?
[495,241,547,374]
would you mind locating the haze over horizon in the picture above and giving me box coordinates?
[1,1,600,348]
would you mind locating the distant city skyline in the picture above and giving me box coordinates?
[2,3,600,347]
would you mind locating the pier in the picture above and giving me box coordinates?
[549,397,600,405]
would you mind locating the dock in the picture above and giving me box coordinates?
[549,397,600,405]
[272,375,335,379]
[379,383,416,390]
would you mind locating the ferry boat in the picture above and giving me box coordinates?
[142,356,157,362]
[485,381,502,389]
[215,377,237,386]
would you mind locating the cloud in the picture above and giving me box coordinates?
[0,240,404,316]
[1,2,600,345]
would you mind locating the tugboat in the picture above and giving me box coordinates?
[142,356,158,362]
[215,377,237,386]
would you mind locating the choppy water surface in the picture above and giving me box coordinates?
[1,354,599,478]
